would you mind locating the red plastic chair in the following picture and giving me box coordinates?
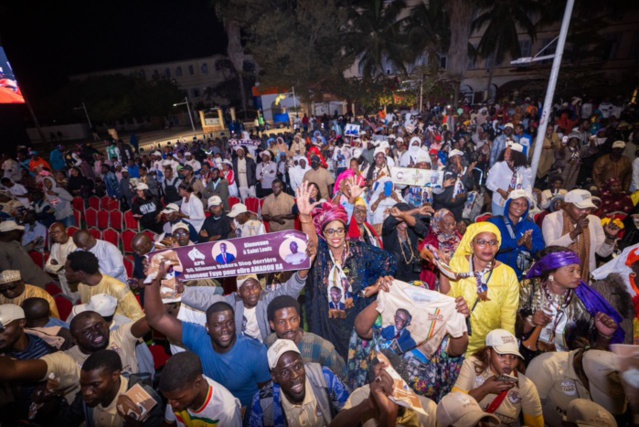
[45,282,62,297]
[102,228,120,247]
[72,197,85,218]
[124,256,134,278]
[110,210,124,231]
[54,294,74,321]
[87,228,101,240]
[148,344,171,370]
[122,229,137,254]
[124,210,139,231]
[144,230,157,241]
[105,198,120,211]
[229,197,241,209]
[97,210,109,229]
[245,197,260,214]
[100,196,112,211]
[28,251,44,268]
[73,210,82,228]
[67,226,79,237]
[88,196,100,211]
[85,208,98,228]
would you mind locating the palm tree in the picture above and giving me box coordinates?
[342,0,412,78]
[406,0,450,72]
[444,0,474,105]
[472,0,543,100]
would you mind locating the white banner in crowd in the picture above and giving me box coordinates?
[390,167,443,188]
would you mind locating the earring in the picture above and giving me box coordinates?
[549,275,554,282]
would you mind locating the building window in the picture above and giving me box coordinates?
[188,65,194,75]
[201,63,208,74]
[602,33,621,60]
[191,88,200,97]
[165,68,171,78]
[519,39,532,59]
[439,55,447,70]
[176,66,183,77]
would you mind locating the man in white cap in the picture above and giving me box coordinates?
[527,349,626,427]
[257,150,278,198]
[593,140,632,190]
[45,222,78,301]
[542,189,618,280]
[159,203,199,243]
[227,203,266,238]
[433,148,475,219]
[490,122,516,167]
[180,243,315,342]
[132,183,163,233]
[232,145,257,201]
[184,151,201,173]
[436,392,500,426]
[249,339,350,426]
[199,196,232,242]
[118,167,135,208]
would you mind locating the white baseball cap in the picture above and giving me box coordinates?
[136,183,149,191]
[161,203,180,215]
[448,149,464,158]
[0,304,25,329]
[565,189,597,210]
[508,189,533,205]
[171,222,190,233]
[612,140,626,149]
[437,392,500,426]
[70,294,118,321]
[485,329,523,359]
[227,203,248,218]
[507,142,524,153]
[267,339,301,370]
[207,196,223,207]
[504,123,514,129]
[236,274,259,290]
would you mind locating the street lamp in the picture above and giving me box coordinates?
[173,96,196,134]
[73,102,93,129]
[514,0,575,186]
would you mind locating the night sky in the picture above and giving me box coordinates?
[0,0,227,98]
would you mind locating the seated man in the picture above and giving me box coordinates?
[0,220,55,288]
[264,296,345,378]
[45,222,78,300]
[73,230,128,284]
[180,244,315,342]
[65,251,144,321]
[160,351,242,426]
[56,349,164,426]
[0,270,60,318]
[158,203,199,244]
[331,358,438,427]
[0,310,152,404]
[145,264,271,414]
[249,339,350,427]
[227,203,266,238]
[22,297,69,329]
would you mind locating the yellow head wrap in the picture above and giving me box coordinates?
[452,222,502,258]
[354,198,367,208]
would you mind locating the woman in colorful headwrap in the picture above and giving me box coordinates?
[418,208,462,290]
[296,181,397,359]
[348,197,383,248]
[597,177,634,216]
[518,246,624,363]
[439,222,520,354]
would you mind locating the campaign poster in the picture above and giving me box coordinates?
[390,167,443,188]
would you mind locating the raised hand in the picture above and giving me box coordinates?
[295,181,321,216]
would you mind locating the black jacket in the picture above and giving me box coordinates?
[232,156,257,187]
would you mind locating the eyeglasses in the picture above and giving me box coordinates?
[473,239,499,247]
[276,360,305,380]
[324,228,345,237]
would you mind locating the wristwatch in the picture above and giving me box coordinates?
[358,289,368,298]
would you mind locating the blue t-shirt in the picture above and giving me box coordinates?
[45,317,70,329]
[182,322,270,408]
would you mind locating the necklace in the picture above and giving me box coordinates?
[541,281,573,343]
[469,256,494,301]
[397,233,415,264]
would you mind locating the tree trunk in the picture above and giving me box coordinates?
[225,19,248,118]
[484,50,497,103]
[445,0,473,106]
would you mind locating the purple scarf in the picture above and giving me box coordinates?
[527,251,625,344]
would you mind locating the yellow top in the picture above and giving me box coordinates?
[447,256,520,354]
[0,284,60,319]
[78,275,144,321]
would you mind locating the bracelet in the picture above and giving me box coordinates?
[299,216,313,224]
[599,332,614,339]
[527,315,537,327]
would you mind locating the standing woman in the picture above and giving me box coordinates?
[132,183,163,233]
[486,143,532,216]
[177,183,205,232]
[440,222,520,355]
[42,176,76,227]
[296,182,397,359]
[554,133,584,191]
[221,160,238,198]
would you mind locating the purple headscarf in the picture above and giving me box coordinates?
[526,251,625,344]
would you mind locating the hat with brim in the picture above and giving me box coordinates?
[485,329,524,359]
[161,203,180,215]
[227,203,248,218]
[136,183,149,191]
[0,304,25,329]
[0,221,25,233]
[437,392,501,427]
[207,196,223,207]
[171,222,190,233]
[267,339,301,370]
[565,189,597,210]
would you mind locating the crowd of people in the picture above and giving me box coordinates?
[1,94,639,426]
